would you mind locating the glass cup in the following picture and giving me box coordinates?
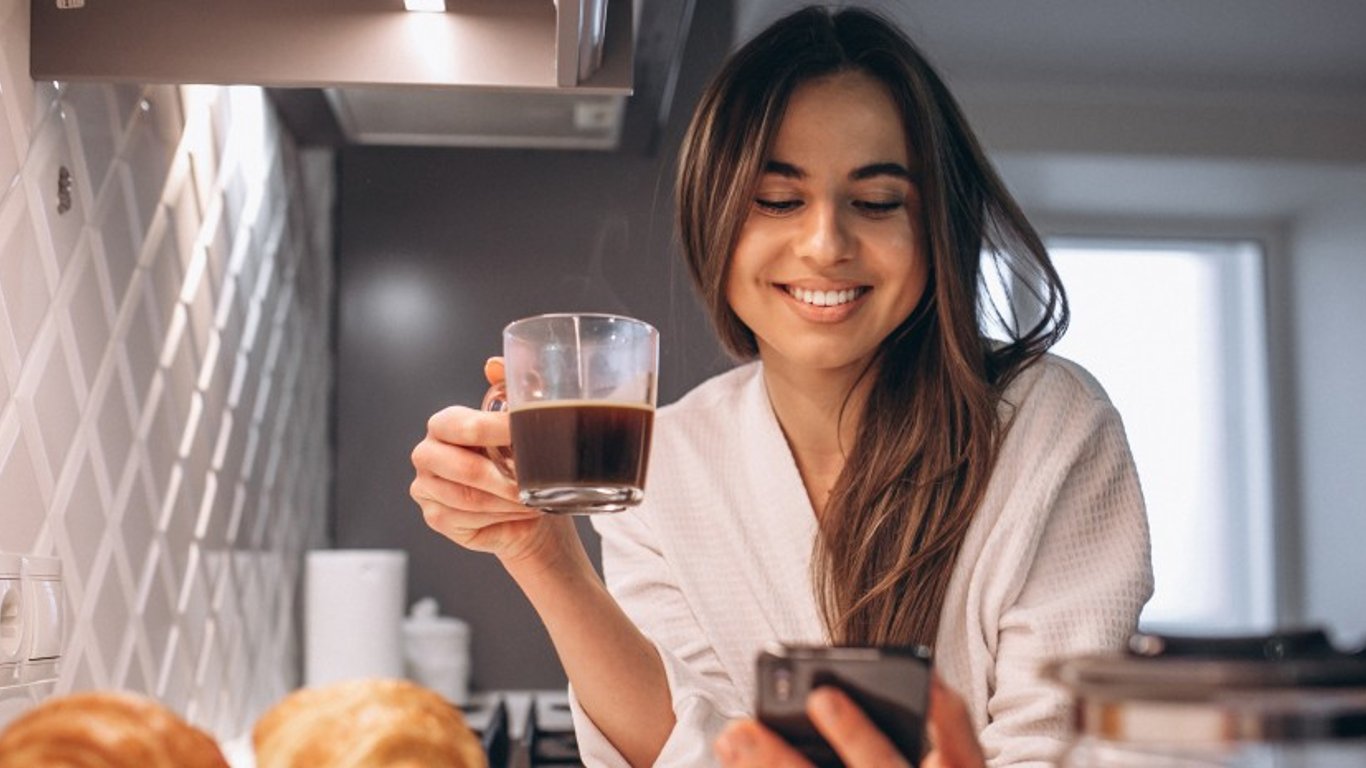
[482,313,658,515]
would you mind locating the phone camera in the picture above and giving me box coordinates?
[773,666,794,702]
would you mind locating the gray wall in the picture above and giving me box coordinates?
[1290,184,1366,640]
[333,7,735,690]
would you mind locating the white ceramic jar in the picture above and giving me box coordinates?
[403,597,472,705]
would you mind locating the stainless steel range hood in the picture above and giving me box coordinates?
[31,0,643,149]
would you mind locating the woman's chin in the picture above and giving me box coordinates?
[759,342,877,377]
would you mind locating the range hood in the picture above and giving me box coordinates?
[30,0,660,150]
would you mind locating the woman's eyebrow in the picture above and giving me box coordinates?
[850,162,914,181]
[761,160,917,181]
[763,160,805,179]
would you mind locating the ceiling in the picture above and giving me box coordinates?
[737,0,1366,97]
[251,0,1366,153]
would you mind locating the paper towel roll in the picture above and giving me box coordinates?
[305,549,407,687]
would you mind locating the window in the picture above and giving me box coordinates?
[987,239,1276,632]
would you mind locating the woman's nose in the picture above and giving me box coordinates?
[797,202,852,265]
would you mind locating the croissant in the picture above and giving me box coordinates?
[252,677,486,768]
[0,690,229,768]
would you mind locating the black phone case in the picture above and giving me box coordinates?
[756,645,931,768]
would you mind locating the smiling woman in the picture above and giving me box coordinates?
[410,5,1153,768]
[725,71,928,385]
[671,5,1095,661]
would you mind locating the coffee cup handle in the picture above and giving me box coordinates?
[479,382,517,479]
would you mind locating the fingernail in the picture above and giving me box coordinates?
[810,687,842,723]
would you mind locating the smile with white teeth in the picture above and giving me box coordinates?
[784,285,867,307]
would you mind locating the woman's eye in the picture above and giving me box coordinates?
[755,198,801,213]
[853,200,904,215]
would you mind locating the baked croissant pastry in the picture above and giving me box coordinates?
[253,677,486,768]
[0,690,229,768]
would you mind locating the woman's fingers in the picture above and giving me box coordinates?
[413,402,517,506]
[924,676,985,768]
[427,405,511,448]
[410,470,527,515]
[808,687,911,768]
[484,356,506,386]
[715,720,812,768]
[411,435,519,502]
[412,384,554,557]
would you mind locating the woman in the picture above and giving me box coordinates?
[410,6,1152,767]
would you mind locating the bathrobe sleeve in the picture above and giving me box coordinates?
[975,396,1154,766]
[567,507,747,768]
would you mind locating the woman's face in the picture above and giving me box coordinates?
[726,70,929,376]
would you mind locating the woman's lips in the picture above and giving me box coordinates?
[784,285,868,307]
[776,283,870,322]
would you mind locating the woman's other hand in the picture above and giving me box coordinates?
[715,677,984,768]
[410,358,573,565]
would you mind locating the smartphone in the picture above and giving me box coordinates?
[755,644,932,768]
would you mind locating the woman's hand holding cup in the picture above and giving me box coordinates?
[411,358,573,566]
[414,312,658,567]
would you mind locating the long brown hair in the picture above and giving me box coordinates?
[675,7,1068,647]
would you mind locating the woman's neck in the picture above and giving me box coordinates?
[760,355,876,518]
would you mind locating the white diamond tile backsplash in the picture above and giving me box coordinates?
[0,0,333,738]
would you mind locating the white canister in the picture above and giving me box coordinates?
[402,597,471,705]
[305,549,407,687]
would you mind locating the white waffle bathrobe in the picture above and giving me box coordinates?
[567,357,1153,767]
